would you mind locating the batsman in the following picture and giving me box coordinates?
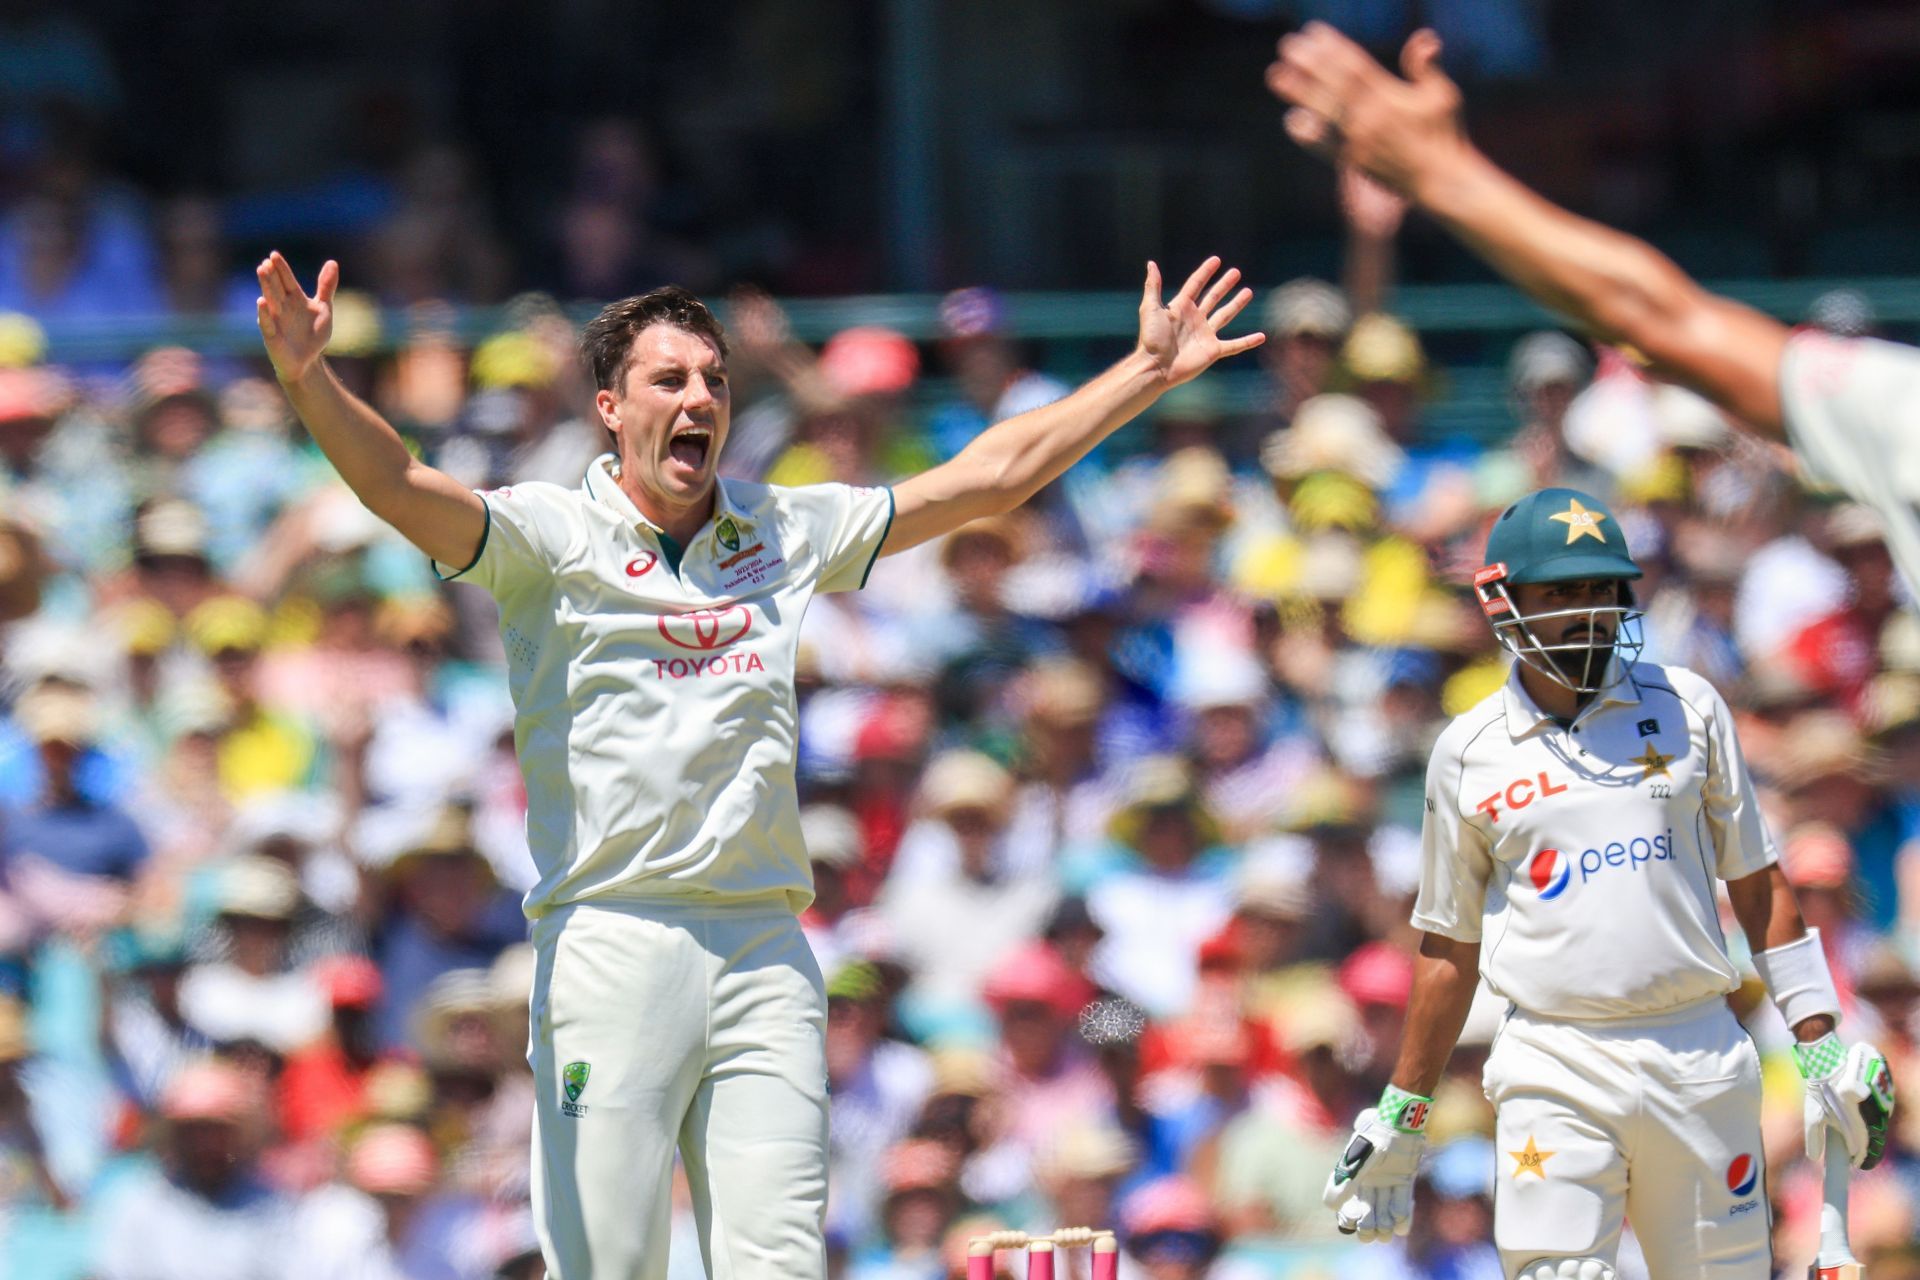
[1324,487,1897,1278]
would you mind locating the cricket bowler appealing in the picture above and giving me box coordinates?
[1323,487,1896,1279]
[255,252,1262,1280]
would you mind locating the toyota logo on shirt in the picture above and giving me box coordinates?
[658,606,754,651]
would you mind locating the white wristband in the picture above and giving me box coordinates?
[1752,928,1842,1030]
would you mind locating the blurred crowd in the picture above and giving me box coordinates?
[3,215,1920,1280]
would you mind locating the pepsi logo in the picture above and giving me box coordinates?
[1528,848,1571,900]
[625,552,658,578]
[1726,1154,1757,1197]
[658,605,753,651]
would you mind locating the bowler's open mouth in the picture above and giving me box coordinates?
[668,425,712,471]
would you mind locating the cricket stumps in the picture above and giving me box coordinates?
[967,1229,1118,1280]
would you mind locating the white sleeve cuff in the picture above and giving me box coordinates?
[1752,928,1842,1030]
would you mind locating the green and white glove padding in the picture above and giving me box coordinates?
[1796,1032,1896,1169]
[1324,1084,1430,1243]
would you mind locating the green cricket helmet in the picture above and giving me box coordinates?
[1473,487,1644,694]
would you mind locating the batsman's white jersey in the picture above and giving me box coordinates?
[1782,329,1920,598]
[1415,660,1776,1019]
[436,454,893,1280]
[1417,659,1779,1277]
[436,455,894,916]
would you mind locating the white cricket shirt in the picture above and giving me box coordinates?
[436,455,894,917]
[1780,329,1920,599]
[1413,660,1776,1019]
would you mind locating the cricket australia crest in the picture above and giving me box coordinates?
[562,1061,591,1116]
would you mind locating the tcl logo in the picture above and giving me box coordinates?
[658,606,753,651]
[1474,772,1567,824]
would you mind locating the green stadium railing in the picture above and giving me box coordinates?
[31,275,1920,445]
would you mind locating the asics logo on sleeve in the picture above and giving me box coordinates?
[1524,830,1675,901]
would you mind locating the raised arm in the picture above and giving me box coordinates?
[255,253,487,568]
[1266,25,1790,439]
[880,257,1264,555]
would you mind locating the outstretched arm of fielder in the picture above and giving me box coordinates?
[256,253,487,570]
[1266,24,1791,439]
[882,258,1263,555]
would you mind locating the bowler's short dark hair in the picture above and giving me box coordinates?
[581,287,729,395]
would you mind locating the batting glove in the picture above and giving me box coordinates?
[1323,1084,1430,1243]
[1796,1032,1896,1170]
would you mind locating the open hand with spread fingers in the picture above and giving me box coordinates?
[255,251,341,386]
[1266,24,1466,200]
[1134,256,1265,387]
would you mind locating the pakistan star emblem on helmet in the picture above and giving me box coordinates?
[563,1061,591,1104]
[1548,497,1608,544]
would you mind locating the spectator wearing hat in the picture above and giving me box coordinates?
[927,287,1083,549]
[293,1121,492,1280]
[1340,314,1475,523]
[1034,1122,1139,1252]
[920,514,1055,726]
[177,372,317,575]
[974,940,1109,1199]
[845,695,938,895]
[1214,985,1364,1241]
[184,595,317,802]
[1782,505,1901,706]
[1,681,148,888]
[799,804,868,975]
[881,752,1057,1029]
[1118,1176,1219,1280]
[1130,449,1239,629]
[1337,942,1415,1098]
[1778,823,1871,1008]
[1003,660,1126,860]
[350,596,515,874]
[94,1058,296,1280]
[1771,712,1907,932]
[1137,1010,1260,1186]
[104,929,209,1112]
[1169,644,1318,844]
[278,953,389,1142]
[849,1139,962,1280]
[715,292,922,487]
[735,314,923,493]
[928,287,1069,462]
[1069,756,1235,1018]
[1257,279,1352,429]
[368,804,522,1053]
[825,961,935,1248]
[177,855,327,1054]
[119,496,221,620]
[409,968,522,1159]
[1226,850,1329,1022]
[1479,331,1608,505]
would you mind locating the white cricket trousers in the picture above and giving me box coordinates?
[527,893,830,1280]
[1483,997,1770,1279]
